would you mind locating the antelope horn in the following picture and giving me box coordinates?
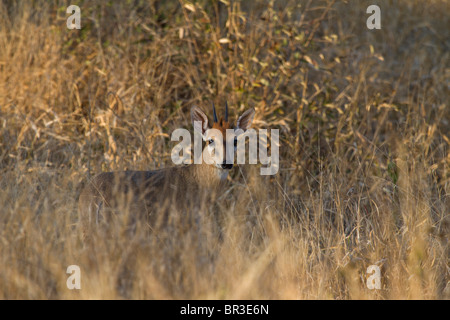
[212,102,218,123]
[225,101,228,122]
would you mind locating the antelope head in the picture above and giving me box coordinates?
[191,102,255,178]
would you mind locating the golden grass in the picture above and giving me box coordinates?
[0,0,448,299]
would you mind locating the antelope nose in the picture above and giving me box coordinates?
[221,162,233,170]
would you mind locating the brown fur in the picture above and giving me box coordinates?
[78,161,225,238]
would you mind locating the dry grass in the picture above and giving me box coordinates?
[0,0,448,299]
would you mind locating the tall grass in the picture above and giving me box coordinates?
[0,0,448,299]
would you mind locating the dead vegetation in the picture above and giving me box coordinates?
[0,0,448,299]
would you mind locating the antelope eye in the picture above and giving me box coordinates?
[208,138,214,144]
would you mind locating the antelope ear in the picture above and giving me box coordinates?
[191,106,209,134]
[236,108,255,131]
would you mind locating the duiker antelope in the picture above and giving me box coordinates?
[78,104,255,235]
